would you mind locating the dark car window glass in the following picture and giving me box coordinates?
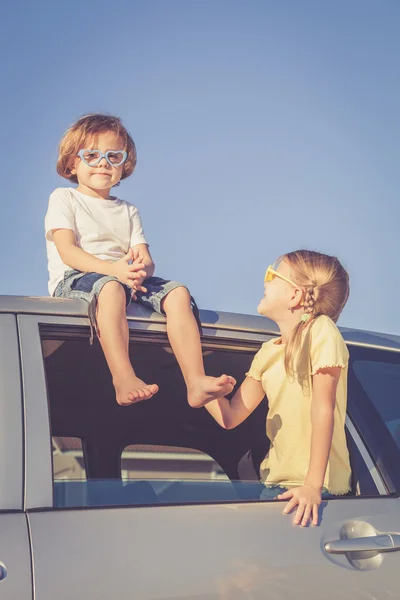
[53,436,86,480]
[41,329,271,508]
[42,327,377,508]
[121,444,229,481]
[353,358,400,451]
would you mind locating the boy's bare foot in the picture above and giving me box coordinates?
[114,375,159,406]
[187,374,236,408]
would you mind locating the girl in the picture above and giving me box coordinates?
[45,113,235,407]
[206,250,352,526]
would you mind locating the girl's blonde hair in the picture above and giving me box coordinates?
[284,249,350,377]
[57,113,137,184]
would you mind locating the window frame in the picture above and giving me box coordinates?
[0,314,24,511]
[19,312,390,510]
[347,344,400,495]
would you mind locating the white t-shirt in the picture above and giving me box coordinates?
[45,187,148,295]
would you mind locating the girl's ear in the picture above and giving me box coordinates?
[289,287,304,309]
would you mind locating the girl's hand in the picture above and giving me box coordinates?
[277,485,322,527]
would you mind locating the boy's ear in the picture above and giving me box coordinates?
[70,157,78,175]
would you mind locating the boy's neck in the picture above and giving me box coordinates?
[76,183,113,200]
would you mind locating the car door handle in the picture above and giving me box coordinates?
[325,534,400,555]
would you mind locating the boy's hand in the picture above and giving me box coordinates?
[109,249,147,291]
[277,485,321,527]
[129,248,148,300]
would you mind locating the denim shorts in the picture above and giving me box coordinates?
[54,269,201,342]
[260,485,332,500]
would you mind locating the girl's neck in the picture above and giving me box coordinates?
[275,312,303,344]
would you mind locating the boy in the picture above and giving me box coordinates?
[45,113,235,406]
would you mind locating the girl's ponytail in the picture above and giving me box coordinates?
[283,250,349,378]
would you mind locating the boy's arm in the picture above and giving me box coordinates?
[278,366,340,526]
[52,229,146,287]
[205,376,265,429]
[131,243,155,279]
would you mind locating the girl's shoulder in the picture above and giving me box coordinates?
[308,315,349,368]
[309,314,343,338]
[258,337,284,355]
[309,315,347,350]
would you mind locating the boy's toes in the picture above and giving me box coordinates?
[116,378,159,406]
[128,389,142,401]
[216,374,236,390]
[136,384,158,399]
[214,375,229,387]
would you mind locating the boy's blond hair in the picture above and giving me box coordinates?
[57,114,137,184]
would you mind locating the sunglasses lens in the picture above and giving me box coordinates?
[107,151,126,166]
[264,268,273,283]
[81,150,101,165]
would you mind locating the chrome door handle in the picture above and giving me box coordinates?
[325,534,400,555]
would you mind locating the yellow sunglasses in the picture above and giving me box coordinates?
[264,265,298,287]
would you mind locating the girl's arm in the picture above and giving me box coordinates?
[52,229,148,287]
[205,376,265,429]
[304,366,340,490]
[278,366,341,527]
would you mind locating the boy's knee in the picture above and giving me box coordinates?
[162,286,191,312]
[98,280,126,303]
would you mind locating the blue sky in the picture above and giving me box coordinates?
[1,1,399,334]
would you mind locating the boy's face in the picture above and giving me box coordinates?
[71,131,126,198]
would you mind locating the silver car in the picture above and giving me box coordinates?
[0,295,399,600]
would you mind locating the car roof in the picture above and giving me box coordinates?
[1,294,399,352]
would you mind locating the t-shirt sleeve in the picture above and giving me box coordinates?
[246,345,267,381]
[129,205,148,247]
[45,188,75,241]
[310,316,349,376]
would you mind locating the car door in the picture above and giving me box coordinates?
[0,314,33,600]
[19,312,400,600]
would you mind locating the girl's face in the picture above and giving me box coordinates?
[71,131,126,197]
[258,259,301,321]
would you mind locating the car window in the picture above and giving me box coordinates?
[53,436,86,479]
[121,444,229,481]
[352,356,400,451]
[41,326,380,508]
[42,329,268,508]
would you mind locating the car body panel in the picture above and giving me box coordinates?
[1,294,399,349]
[0,314,24,510]
[0,514,33,600]
[28,499,400,600]
[1,296,400,599]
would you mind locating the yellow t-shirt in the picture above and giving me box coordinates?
[247,315,351,495]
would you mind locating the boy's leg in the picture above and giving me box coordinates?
[96,281,158,405]
[162,287,235,408]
